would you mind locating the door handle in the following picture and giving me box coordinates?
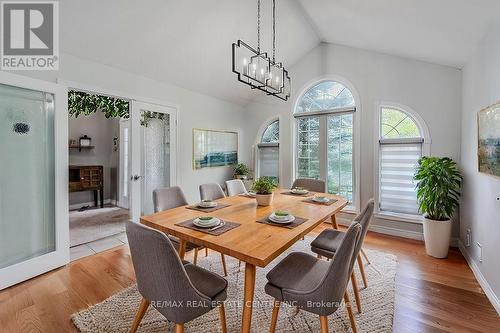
[131,175,143,181]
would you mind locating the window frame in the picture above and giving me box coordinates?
[292,77,361,212]
[374,103,431,223]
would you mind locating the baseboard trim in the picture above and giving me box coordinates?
[69,199,116,211]
[458,241,500,315]
[368,224,424,241]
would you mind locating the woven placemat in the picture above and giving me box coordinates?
[185,203,230,213]
[175,219,240,236]
[256,215,308,229]
[280,191,315,197]
[302,197,338,206]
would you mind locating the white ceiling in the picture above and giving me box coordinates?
[60,0,500,105]
[297,0,500,69]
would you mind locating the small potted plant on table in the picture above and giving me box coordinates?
[234,163,250,180]
[414,157,462,258]
[252,176,277,206]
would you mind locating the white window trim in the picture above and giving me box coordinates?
[374,102,431,222]
[254,116,281,184]
[291,76,361,212]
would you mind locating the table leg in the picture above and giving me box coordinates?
[100,187,104,208]
[178,239,187,260]
[241,263,256,333]
[331,214,339,229]
[93,190,98,207]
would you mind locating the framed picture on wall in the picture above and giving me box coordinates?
[193,128,238,169]
[478,102,500,177]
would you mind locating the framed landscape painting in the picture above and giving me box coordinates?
[478,102,500,177]
[193,128,238,169]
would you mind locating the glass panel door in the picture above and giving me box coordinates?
[129,101,176,221]
[0,76,68,290]
[296,117,320,179]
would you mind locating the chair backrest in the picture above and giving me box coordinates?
[126,221,211,323]
[153,186,188,213]
[352,199,375,258]
[287,223,361,316]
[199,183,226,201]
[292,178,326,193]
[225,179,247,196]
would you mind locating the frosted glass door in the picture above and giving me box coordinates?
[0,76,68,289]
[0,85,55,268]
[129,101,176,221]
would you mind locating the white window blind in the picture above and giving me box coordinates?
[258,144,279,182]
[379,140,422,215]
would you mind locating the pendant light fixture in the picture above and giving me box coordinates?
[232,0,291,101]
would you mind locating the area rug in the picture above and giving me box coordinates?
[70,206,129,247]
[72,237,396,332]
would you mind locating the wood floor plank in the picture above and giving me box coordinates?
[0,224,499,333]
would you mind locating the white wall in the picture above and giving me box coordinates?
[243,42,462,236]
[16,52,249,203]
[460,22,500,312]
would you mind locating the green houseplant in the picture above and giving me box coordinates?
[233,163,249,180]
[252,176,277,206]
[414,156,462,258]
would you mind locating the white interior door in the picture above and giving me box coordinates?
[129,101,177,222]
[0,72,69,290]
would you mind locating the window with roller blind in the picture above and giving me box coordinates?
[378,106,427,216]
[257,120,279,183]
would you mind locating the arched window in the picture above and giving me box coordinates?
[295,80,356,205]
[378,105,428,216]
[257,119,279,182]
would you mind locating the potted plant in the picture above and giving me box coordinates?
[414,157,462,258]
[234,163,250,180]
[252,176,277,206]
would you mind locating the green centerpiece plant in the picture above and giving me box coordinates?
[252,176,277,206]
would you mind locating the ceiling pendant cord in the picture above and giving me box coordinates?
[257,0,261,53]
[272,0,276,63]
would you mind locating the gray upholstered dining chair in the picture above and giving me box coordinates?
[310,199,375,314]
[199,183,226,200]
[153,186,228,276]
[126,221,228,333]
[265,223,362,333]
[292,178,326,192]
[225,179,247,196]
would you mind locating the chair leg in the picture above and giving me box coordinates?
[343,292,358,333]
[317,254,322,260]
[205,248,209,256]
[193,248,199,265]
[130,298,149,333]
[357,254,368,288]
[219,303,227,333]
[269,300,280,333]
[351,272,362,313]
[175,323,184,333]
[331,214,339,229]
[361,248,371,265]
[221,253,228,276]
[319,315,329,333]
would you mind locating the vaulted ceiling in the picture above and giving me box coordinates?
[60,0,500,105]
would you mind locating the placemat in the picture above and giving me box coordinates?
[281,191,315,197]
[185,203,231,213]
[175,219,240,236]
[256,215,308,229]
[302,197,338,206]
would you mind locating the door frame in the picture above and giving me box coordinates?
[118,118,130,209]
[58,79,180,219]
[0,72,69,290]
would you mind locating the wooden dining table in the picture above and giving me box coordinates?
[140,188,348,333]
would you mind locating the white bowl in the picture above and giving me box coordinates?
[269,214,295,224]
[198,201,217,208]
[313,196,329,203]
[291,188,309,194]
[193,217,220,228]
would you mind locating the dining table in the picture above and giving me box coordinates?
[140,188,348,333]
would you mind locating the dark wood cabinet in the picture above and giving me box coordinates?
[69,165,104,208]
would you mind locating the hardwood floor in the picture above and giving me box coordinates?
[1,225,499,332]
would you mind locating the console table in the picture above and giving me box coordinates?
[69,165,104,208]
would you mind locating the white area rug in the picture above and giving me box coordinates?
[69,206,129,247]
[72,238,396,332]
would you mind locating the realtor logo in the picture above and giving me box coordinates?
[1,1,59,70]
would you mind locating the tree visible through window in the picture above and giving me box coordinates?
[258,120,279,182]
[261,120,279,143]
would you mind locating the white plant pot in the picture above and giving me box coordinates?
[255,193,274,206]
[422,217,452,258]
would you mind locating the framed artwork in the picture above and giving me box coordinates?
[478,102,500,177]
[193,128,238,169]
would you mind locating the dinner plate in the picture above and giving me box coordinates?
[312,197,330,203]
[197,201,217,208]
[193,217,221,228]
[269,214,295,224]
[291,189,309,195]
